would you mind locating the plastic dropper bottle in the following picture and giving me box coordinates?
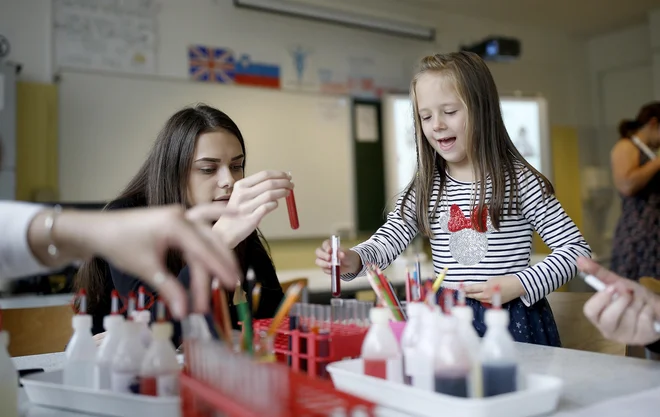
[433,294,472,398]
[451,285,483,397]
[139,299,179,396]
[63,289,97,388]
[400,302,426,385]
[111,291,147,394]
[133,286,153,348]
[480,285,518,397]
[95,290,125,390]
[360,307,403,383]
[414,304,440,391]
[0,309,18,417]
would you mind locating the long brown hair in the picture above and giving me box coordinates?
[618,101,660,138]
[74,103,271,310]
[402,52,553,236]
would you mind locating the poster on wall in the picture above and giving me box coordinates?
[500,98,546,176]
[281,44,321,92]
[188,45,281,89]
[53,0,160,74]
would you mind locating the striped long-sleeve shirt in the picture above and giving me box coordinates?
[344,163,592,306]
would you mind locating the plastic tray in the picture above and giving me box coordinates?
[327,359,563,417]
[21,370,180,417]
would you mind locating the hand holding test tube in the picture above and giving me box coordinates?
[577,257,660,346]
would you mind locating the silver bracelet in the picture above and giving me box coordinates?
[44,205,62,258]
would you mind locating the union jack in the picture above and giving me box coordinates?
[188,45,236,83]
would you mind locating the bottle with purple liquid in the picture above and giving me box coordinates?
[480,285,518,397]
[432,308,472,398]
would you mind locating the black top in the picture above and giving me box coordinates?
[91,195,284,346]
[647,339,660,354]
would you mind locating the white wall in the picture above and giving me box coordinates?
[1,0,591,125]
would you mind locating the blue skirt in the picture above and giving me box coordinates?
[436,288,562,347]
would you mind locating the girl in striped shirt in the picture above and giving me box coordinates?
[315,52,591,346]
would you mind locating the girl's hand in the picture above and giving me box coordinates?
[579,257,660,346]
[463,275,525,305]
[212,171,293,248]
[314,240,362,276]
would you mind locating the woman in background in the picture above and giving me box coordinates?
[75,104,291,344]
[610,102,660,281]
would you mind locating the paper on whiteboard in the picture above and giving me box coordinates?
[53,0,160,74]
[0,73,4,111]
[355,104,378,142]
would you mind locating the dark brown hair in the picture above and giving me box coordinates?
[619,101,660,138]
[404,52,553,235]
[74,104,271,310]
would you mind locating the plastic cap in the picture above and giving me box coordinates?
[369,307,391,324]
[103,314,124,330]
[72,314,92,329]
[132,310,151,324]
[485,309,509,327]
[451,306,473,322]
[151,322,173,340]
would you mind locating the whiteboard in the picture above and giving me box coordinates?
[58,70,355,239]
[382,94,552,210]
[53,0,160,74]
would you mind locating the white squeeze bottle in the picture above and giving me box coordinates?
[414,305,440,391]
[111,291,147,394]
[133,286,153,348]
[451,285,483,397]
[63,289,97,388]
[400,302,426,386]
[139,299,179,396]
[0,309,18,417]
[360,307,403,383]
[480,285,518,397]
[95,290,125,390]
[433,307,472,398]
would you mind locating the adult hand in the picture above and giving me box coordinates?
[463,275,525,305]
[52,204,241,318]
[579,257,660,346]
[314,239,362,276]
[212,170,293,248]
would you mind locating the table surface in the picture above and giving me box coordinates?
[13,342,660,416]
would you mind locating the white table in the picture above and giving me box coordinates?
[13,343,660,416]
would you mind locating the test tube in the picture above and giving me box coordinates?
[331,235,341,297]
[331,298,343,324]
[344,299,358,325]
[285,177,299,230]
[316,305,331,378]
[299,303,310,372]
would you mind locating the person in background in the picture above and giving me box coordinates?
[610,102,660,281]
[74,104,290,345]
[315,52,591,346]
[0,137,241,318]
[578,257,660,357]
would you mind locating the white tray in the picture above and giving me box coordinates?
[327,359,563,417]
[21,370,180,417]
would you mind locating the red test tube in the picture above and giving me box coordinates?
[331,235,341,298]
[286,189,299,230]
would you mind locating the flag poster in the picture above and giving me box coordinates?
[188,45,280,89]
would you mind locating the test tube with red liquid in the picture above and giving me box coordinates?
[331,235,341,298]
[286,180,299,230]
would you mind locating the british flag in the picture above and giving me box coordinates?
[188,45,236,83]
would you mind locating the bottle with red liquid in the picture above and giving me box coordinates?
[139,299,179,396]
[480,285,518,397]
[330,235,341,298]
[285,175,299,230]
[360,307,402,383]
